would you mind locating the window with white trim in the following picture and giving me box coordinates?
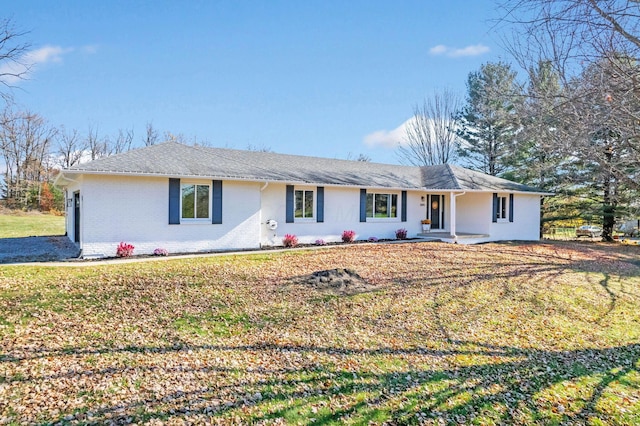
[366,192,398,219]
[181,183,210,220]
[496,195,508,221]
[295,188,314,219]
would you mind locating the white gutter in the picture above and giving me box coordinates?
[57,170,553,195]
[53,172,81,187]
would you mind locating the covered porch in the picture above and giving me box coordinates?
[419,191,492,243]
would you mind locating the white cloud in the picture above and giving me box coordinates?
[363,118,414,149]
[0,45,74,84]
[429,43,490,58]
[429,44,447,55]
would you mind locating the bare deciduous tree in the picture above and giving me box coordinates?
[163,131,186,144]
[56,126,85,168]
[86,125,107,160]
[143,122,159,146]
[109,128,134,155]
[246,143,273,152]
[397,89,461,167]
[0,18,30,101]
[498,0,640,240]
[0,107,56,207]
[347,152,371,162]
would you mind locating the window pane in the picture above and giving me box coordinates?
[391,194,397,218]
[196,185,210,218]
[181,184,195,219]
[304,190,313,218]
[295,190,303,218]
[375,194,389,217]
[366,193,373,217]
[500,197,506,219]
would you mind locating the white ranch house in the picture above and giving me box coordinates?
[54,142,547,258]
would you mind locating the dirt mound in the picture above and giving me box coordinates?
[295,268,378,295]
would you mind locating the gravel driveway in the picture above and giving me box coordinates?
[0,236,80,264]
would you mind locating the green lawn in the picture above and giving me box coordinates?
[0,212,65,238]
[0,241,639,424]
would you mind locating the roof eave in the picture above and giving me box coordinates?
[53,171,80,188]
[422,188,552,196]
[58,169,424,191]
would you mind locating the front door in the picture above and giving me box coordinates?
[430,195,440,229]
[430,195,442,229]
[73,192,80,244]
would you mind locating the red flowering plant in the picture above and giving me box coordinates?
[282,234,299,248]
[116,242,135,257]
[395,228,408,240]
[341,230,356,243]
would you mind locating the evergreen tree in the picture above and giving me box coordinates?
[456,62,522,176]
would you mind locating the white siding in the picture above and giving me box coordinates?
[456,192,492,235]
[454,192,540,241]
[260,184,426,245]
[61,174,542,257]
[489,193,540,241]
[78,175,261,257]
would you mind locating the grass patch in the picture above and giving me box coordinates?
[173,311,252,337]
[0,241,638,424]
[0,212,65,238]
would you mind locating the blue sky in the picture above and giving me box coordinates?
[3,0,508,164]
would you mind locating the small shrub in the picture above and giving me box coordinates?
[315,239,326,246]
[282,234,299,248]
[39,182,54,212]
[153,248,169,256]
[395,228,408,240]
[50,208,65,217]
[116,242,135,257]
[342,230,356,243]
[368,236,379,242]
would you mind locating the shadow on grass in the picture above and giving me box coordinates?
[2,240,639,424]
[2,340,638,424]
[385,241,640,328]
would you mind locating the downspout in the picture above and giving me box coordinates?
[451,191,466,243]
[259,182,269,248]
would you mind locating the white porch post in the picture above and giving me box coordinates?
[450,191,457,238]
[450,192,466,242]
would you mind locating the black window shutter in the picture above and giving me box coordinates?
[212,180,223,224]
[286,185,294,223]
[492,193,498,223]
[359,189,367,222]
[509,193,514,223]
[317,187,324,223]
[401,191,407,222]
[441,195,445,228]
[169,178,180,225]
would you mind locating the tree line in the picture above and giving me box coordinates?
[0,98,169,211]
[398,1,640,241]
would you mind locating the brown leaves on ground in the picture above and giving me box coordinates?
[0,241,639,425]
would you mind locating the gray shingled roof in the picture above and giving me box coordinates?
[62,142,543,193]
